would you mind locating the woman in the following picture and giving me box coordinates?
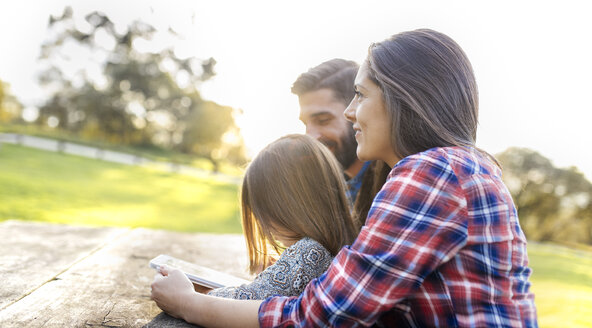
[151,29,538,327]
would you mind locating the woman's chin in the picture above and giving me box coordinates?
[356,149,370,162]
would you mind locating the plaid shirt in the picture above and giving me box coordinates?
[259,147,537,327]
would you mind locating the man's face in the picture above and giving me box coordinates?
[298,88,358,170]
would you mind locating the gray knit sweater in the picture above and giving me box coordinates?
[208,237,333,300]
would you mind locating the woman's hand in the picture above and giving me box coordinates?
[150,265,196,320]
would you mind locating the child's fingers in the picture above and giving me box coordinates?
[151,273,165,295]
[158,264,170,276]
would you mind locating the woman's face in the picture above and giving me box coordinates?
[344,62,399,167]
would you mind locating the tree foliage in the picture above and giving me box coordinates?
[498,147,592,244]
[36,7,245,166]
[0,79,22,123]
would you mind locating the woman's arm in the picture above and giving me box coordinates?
[259,151,470,326]
[184,292,262,328]
[152,151,470,327]
[151,266,261,328]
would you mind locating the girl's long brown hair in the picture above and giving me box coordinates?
[241,134,358,274]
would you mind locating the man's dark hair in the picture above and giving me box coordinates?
[291,59,358,105]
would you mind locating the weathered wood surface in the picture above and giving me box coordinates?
[0,220,251,327]
[0,220,127,310]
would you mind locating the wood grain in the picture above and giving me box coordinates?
[0,221,251,327]
[0,220,128,310]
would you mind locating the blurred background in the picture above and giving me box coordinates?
[0,1,591,327]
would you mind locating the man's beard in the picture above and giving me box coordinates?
[319,127,358,170]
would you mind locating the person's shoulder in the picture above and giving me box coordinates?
[385,146,486,191]
[288,237,332,264]
[390,147,454,177]
[290,237,330,253]
[438,146,501,178]
[393,146,497,176]
[396,146,458,164]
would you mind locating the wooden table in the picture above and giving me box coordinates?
[0,220,252,327]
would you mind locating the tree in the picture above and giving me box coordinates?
[36,7,246,166]
[497,147,592,244]
[0,79,23,123]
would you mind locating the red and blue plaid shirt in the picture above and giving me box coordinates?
[259,147,537,327]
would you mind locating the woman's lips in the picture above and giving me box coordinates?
[353,126,361,139]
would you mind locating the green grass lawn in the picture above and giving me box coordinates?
[1,142,591,327]
[528,242,592,328]
[0,143,242,233]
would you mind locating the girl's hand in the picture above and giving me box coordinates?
[150,265,196,320]
[151,265,262,328]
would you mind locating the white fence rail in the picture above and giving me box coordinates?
[0,133,240,184]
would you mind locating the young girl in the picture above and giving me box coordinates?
[158,134,358,300]
[151,29,538,327]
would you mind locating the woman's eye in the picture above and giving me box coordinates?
[354,90,363,98]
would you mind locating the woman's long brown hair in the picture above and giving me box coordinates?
[367,29,498,166]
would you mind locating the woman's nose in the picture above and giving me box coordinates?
[344,101,356,123]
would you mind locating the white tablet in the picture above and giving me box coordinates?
[149,254,251,289]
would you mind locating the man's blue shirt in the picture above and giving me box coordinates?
[345,161,370,206]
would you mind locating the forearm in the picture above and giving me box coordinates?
[183,292,262,328]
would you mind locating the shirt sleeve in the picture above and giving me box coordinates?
[259,151,470,327]
[208,238,332,300]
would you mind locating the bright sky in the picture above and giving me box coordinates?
[1,0,591,180]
